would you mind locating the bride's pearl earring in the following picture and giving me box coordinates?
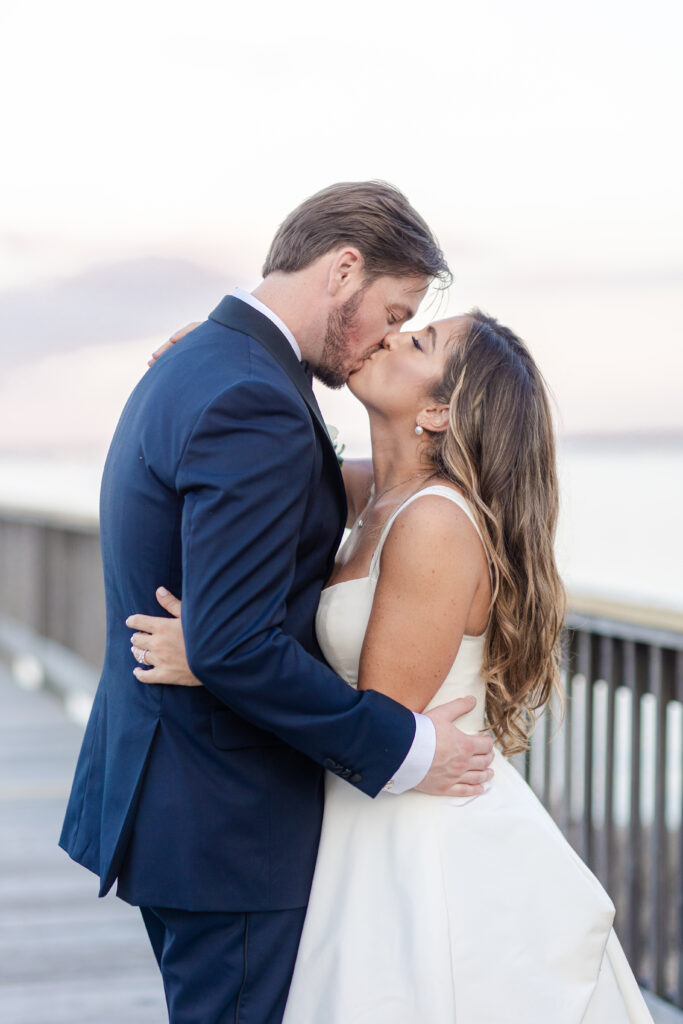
[414,425,424,436]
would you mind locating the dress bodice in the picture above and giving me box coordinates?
[288,493,651,1024]
[315,485,490,735]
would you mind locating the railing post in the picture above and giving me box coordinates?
[599,635,618,894]
[577,631,595,863]
[623,640,643,970]
[649,646,667,997]
[561,628,579,836]
[675,649,683,1008]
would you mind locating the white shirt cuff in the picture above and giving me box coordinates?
[382,713,436,794]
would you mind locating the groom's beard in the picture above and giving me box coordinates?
[314,287,367,390]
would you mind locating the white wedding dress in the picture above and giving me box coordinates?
[283,486,654,1023]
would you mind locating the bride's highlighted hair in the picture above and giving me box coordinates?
[429,310,566,755]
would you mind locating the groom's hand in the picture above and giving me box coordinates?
[415,696,495,797]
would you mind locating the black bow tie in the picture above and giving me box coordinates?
[300,360,313,385]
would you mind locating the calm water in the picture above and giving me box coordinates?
[555,441,683,611]
[1,440,682,611]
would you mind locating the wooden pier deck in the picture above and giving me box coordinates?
[0,663,166,1023]
[1,656,679,1023]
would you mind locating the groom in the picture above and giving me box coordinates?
[60,182,494,1023]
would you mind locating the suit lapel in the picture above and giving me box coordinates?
[209,295,347,516]
[209,296,327,433]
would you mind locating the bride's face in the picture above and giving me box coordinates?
[348,316,468,420]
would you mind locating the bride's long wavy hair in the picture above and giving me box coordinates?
[428,310,566,755]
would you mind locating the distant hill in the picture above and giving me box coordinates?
[0,257,681,450]
[561,430,683,448]
[0,256,238,368]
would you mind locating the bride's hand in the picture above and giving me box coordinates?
[126,587,202,686]
[148,321,202,367]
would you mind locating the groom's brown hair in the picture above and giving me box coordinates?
[262,181,451,286]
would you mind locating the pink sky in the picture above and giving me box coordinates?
[1,0,681,447]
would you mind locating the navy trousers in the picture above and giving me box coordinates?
[140,905,307,1024]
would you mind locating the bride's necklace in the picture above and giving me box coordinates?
[357,471,432,528]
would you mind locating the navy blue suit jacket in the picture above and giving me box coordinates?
[60,296,416,912]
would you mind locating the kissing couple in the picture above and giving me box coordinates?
[61,182,652,1022]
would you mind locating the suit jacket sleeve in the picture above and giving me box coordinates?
[176,375,416,797]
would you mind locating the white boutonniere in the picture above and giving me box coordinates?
[326,424,345,467]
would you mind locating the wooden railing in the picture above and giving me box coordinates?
[0,506,104,668]
[514,599,683,1009]
[1,507,682,1011]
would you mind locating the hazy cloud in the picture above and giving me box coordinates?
[493,266,683,292]
[0,257,231,366]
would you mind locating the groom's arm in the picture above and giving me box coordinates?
[176,374,416,797]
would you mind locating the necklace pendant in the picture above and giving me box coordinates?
[358,517,364,528]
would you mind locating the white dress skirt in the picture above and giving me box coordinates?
[282,486,654,1023]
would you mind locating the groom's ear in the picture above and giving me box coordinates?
[327,246,365,296]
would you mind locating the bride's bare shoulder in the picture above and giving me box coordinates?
[373,487,491,638]
[380,487,487,579]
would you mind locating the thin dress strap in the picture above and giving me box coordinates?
[368,484,491,581]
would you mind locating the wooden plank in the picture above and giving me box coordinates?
[0,664,166,1024]
[567,592,683,636]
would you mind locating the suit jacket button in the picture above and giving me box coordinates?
[350,773,362,784]
[341,768,352,779]
[323,758,337,771]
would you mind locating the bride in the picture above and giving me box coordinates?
[130,309,653,1022]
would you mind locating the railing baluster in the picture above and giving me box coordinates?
[649,646,667,997]
[600,636,617,892]
[542,703,552,809]
[623,640,642,970]
[677,650,683,1009]
[577,632,595,863]
[661,648,678,1004]
[635,643,650,985]
[561,629,579,835]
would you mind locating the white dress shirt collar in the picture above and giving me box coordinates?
[232,287,302,361]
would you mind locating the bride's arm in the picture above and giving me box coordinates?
[147,322,202,365]
[356,495,491,712]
